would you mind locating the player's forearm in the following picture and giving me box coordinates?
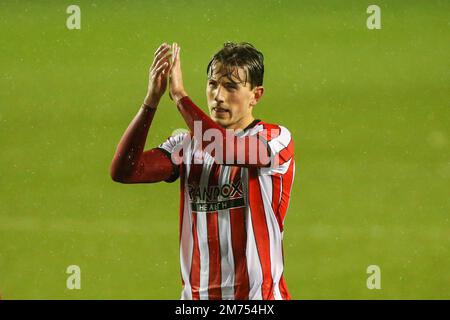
[110,102,157,181]
[176,96,270,167]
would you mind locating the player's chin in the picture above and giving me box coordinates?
[212,117,230,128]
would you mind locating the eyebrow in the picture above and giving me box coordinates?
[208,75,242,85]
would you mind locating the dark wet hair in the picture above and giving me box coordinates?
[206,42,264,89]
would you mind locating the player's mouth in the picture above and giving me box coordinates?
[212,107,230,116]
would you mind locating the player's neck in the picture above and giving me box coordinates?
[226,115,256,131]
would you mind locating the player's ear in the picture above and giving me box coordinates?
[250,86,264,106]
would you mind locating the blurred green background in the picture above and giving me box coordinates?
[0,0,449,299]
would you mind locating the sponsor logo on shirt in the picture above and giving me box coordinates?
[188,181,246,212]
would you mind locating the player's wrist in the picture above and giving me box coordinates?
[171,89,188,103]
[143,93,160,109]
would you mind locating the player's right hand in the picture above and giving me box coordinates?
[144,43,172,106]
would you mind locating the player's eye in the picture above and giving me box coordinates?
[225,84,237,91]
[208,80,217,87]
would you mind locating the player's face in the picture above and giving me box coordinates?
[206,63,262,130]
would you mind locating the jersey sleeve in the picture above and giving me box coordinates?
[157,132,189,182]
[258,125,294,176]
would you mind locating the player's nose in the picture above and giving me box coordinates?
[214,86,225,104]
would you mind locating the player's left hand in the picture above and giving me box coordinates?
[169,42,188,102]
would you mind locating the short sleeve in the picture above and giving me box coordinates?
[258,125,294,176]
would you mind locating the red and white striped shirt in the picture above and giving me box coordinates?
[159,120,295,300]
